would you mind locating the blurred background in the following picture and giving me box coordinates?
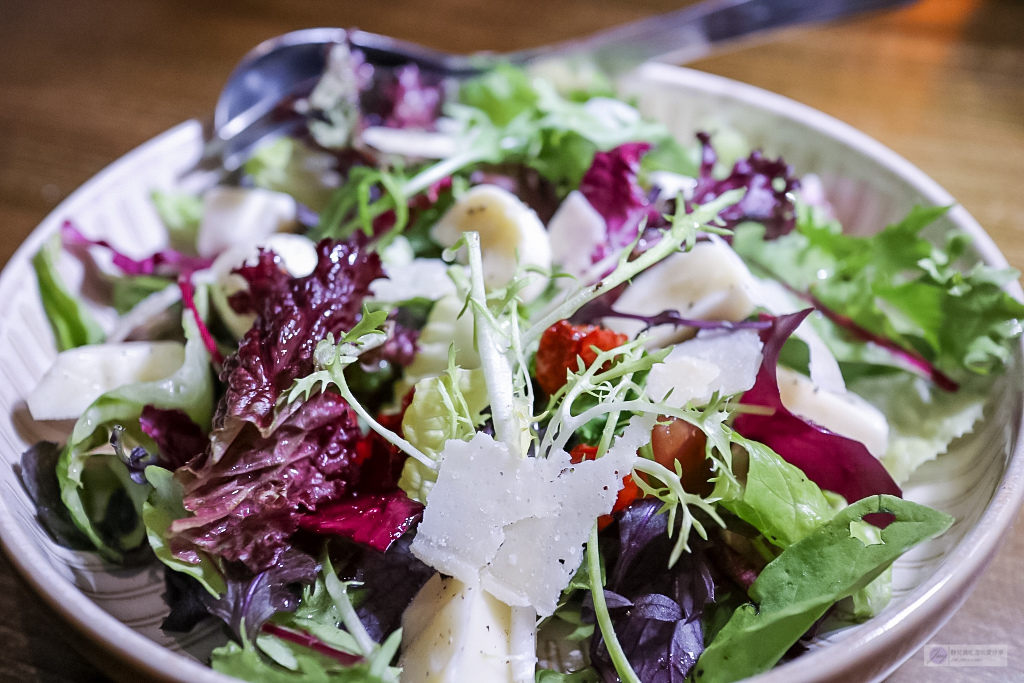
[0,0,1022,680]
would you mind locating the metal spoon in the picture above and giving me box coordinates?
[209,0,913,169]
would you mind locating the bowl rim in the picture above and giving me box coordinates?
[0,61,1020,683]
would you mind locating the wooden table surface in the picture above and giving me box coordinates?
[1,0,1022,680]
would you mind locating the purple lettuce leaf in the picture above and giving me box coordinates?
[296,490,423,553]
[579,142,660,259]
[140,406,208,471]
[220,239,382,432]
[62,220,213,277]
[206,548,318,644]
[691,132,799,239]
[18,441,92,550]
[345,533,435,642]
[589,499,715,683]
[733,311,903,513]
[161,566,215,633]
[169,391,362,573]
[610,499,669,589]
[359,63,444,130]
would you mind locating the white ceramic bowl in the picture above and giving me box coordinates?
[0,62,1021,683]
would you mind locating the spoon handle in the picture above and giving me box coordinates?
[512,0,916,75]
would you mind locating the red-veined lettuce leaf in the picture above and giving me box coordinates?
[691,133,799,239]
[733,311,902,512]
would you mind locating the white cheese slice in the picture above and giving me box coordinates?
[196,186,297,258]
[27,341,186,421]
[430,184,551,302]
[777,366,889,457]
[648,171,698,202]
[361,126,457,159]
[369,259,457,304]
[606,240,757,347]
[411,415,650,617]
[646,329,763,407]
[546,191,606,279]
[400,574,514,683]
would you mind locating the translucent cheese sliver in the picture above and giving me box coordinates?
[411,415,654,616]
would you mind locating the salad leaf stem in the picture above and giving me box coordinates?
[523,189,745,347]
[323,563,377,657]
[298,335,436,472]
[587,524,642,683]
[465,231,524,456]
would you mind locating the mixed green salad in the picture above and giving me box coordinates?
[20,42,1024,683]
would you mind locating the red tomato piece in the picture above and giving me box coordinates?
[536,320,627,395]
[650,417,714,497]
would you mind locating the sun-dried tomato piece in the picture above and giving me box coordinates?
[536,320,627,395]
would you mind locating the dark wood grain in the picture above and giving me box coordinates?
[1,0,1022,680]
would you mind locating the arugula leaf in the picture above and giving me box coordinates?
[693,495,953,683]
[31,235,105,351]
[733,204,1024,377]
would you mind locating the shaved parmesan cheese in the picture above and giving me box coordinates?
[400,574,514,683]
[606,240,757,347]
[777,366,889,457]
[361,126,457,159]
[27,341,185,421]
[410,416,651,617]
[547,191,606,279]
[648,171,697,201]
[646,329,763,407]
[369,259,457,304]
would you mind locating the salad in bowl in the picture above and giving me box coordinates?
[15,41,1024,683]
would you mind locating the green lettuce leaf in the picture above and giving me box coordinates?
[111,274,175,315]
[694,495,953,683]
[57,311,214,562]
[243,137,337,213]
[732,203,1024,376]
[32,235,105,351]
[151,190,202,253]
[715,437,833,549]
[397,362,488,504]
[535,669,600,683]
[211,637,397,683]
[850,373,988,484]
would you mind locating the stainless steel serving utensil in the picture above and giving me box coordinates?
[209,0,914,169]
